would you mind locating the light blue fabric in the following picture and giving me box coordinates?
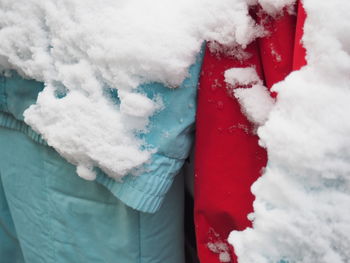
[0,48,204,213]
[0,127,185,263]
[0,73,44,121]
[0,175,25,263]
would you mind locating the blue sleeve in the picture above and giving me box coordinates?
[96,48,205,213]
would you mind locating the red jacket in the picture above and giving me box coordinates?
[194,2,307,262]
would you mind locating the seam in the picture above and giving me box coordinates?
[0,172,19,243]
[0,147,26,261]
[43,149,56,263]
[0,75,9,112]
[3,76,8,112]
[138,210,142,263]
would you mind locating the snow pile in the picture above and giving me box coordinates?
[0,0,266,179]
[225,67,274,126]
[229,1,350,262]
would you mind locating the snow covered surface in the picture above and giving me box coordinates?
[229,1,350,262]
[0,0,265,179]
[225,67,275,126]
[1,0,350,262]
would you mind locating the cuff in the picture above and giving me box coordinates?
[95,153,185,213]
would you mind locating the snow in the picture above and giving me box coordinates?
[228,1,350,262]
[257,0,296,15]
[119,92,158,118]
[0,0,265,179]
[207,228,233,263]
[1,0,350,262]
[225,67,275,126]
[225,67,261,87]
[207,241,231,263]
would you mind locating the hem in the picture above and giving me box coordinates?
[95,155,184,213]
[0,112,47,145]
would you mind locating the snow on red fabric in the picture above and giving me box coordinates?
[195,3,307,262]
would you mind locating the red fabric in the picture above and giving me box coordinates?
[293,0,307,70]
[194,42,266,263]
[256,9,296,90]
[194,3,307,263]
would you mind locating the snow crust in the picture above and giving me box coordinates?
[0,0,266,179]
[225,67,274,126]
[229,1,350,262]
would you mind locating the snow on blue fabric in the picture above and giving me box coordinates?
[0,47,204,213]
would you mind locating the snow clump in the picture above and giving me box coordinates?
[225,67,274,126]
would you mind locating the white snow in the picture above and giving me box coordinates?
[229,1,350,262]
[225,67,261,87]
[257,0,296,15]
[0,0,265,179]
[225,67,275,126]
[207,241,232,263]
[119,92,158,118]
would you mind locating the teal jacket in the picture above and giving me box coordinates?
[0,51,203,213]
